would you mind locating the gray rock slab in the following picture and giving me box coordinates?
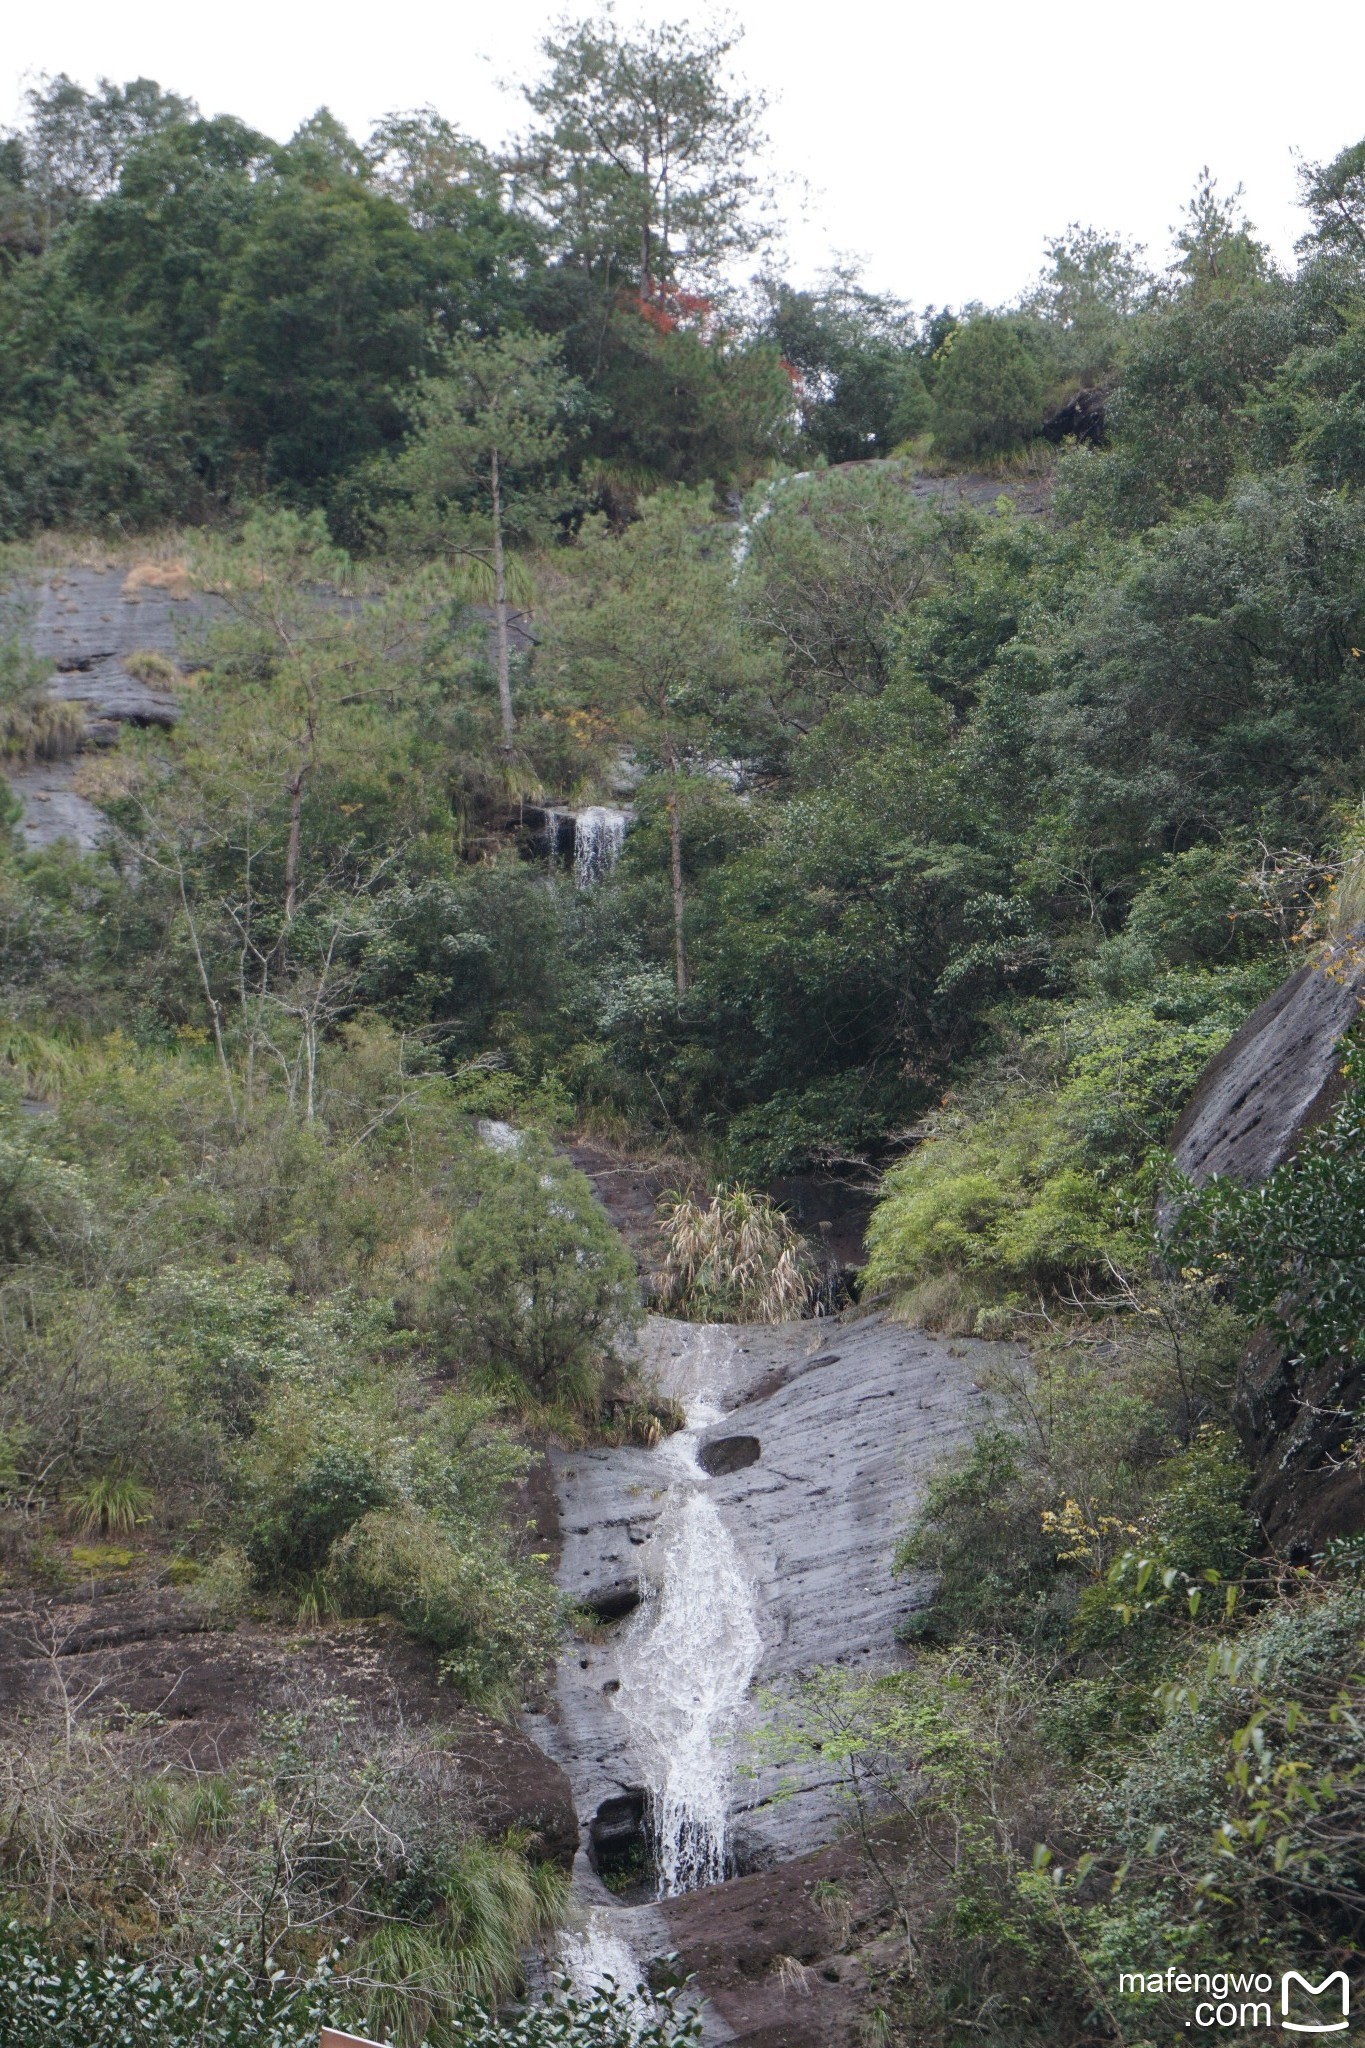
[6,759,106,852]
[1163,934,1365,1212]
[2,564,227,846]
[18,564,222,675]
[523,1312,1008,1882]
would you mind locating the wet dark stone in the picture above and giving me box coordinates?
[588,1787,654,1895]
[580,1574,642,1622]
[697,1434,761,1477]
[1041,386,1108,446]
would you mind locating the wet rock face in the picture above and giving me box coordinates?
[525,1313,1008,1878]
[1164,937,1365,1548]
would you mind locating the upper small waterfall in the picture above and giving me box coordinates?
[574,806,629,888]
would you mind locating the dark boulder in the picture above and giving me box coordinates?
[588,1786,652,1893]
[697,1435,761,1477]
[1040,387,1108,447]
[580,1574,643,1622]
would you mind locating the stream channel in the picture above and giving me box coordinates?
[523,1313,1016,2040]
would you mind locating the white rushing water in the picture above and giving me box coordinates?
[475,1117,520,1152]
[612,1334,764,1896]
[731,470,811,570]
[558,1908,653,2024]
[573,805,629,888]
[542,807,567,871]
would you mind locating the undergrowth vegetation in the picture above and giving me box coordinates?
[4,20,1365,2046]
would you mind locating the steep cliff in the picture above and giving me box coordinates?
[1167,935,1365,1548]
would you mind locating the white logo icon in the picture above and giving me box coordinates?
[1282,1972,1350,2034]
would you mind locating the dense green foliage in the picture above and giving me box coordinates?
[7,27,1365,2045]
[0,1923,699,2047]
[1174,1075,1365,1377]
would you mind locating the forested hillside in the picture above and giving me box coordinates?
[3,16,1365,2047]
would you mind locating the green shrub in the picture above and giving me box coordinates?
[1071,1587,1365,2008]
[1070,1428,1258,1660]
[244,1439,389,1587]
[428,1139,640,1408]
[1174,1077,1365,1386]
[0,1922,700,2047]
[0,1132,94,1264]
[66,1469,155,1535]
[864,974,1257,1312]
[353,1838,567,2038]
[0,1930,335,2048]
[332,1505,562,1712]
[932,317,1044,460]
[895,1296,1246,1654]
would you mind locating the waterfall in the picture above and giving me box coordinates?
[731,470,811,571]
[612,1365,763,1897]
[558,1910,651,2013]
[573,806,628,888]
[475,1118,520,1152]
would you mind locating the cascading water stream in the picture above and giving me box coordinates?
[558,1910,652,2017]
[611,1344,764,1897]
[573,805,628,888]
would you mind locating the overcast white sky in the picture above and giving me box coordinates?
[7,0,1365,308]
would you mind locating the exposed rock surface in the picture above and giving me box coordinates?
[524,1311,1011,2035]
[6,759,108,853]
[1164,934,1365,1548]
[1166,940,1365,1196]
[660,1834,886,2048]
[24,563,217,721]
[0,1588,579,1864]
[3,563,222,849]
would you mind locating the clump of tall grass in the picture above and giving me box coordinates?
[352,1836,567,2044]
[656,1184,810,1322]
[1,694,86,764]
[0,630,85,764]
[66,1469,154,1535]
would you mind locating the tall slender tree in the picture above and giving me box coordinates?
[516,11,771,296]
[378,332,583,744]
[543,488,775,996]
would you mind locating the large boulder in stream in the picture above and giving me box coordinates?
[1165,931,1365,1548]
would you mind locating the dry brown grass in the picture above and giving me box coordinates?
[657,1183,810,1322]
[122,559,192,599]
[1,695,86,765]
